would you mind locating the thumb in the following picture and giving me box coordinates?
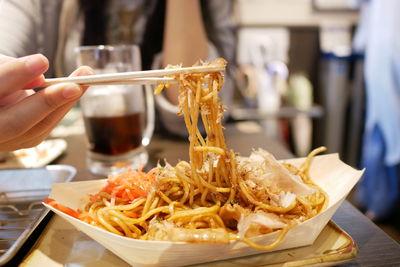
[28,66,94,114]
[0,82,83,140]
[0,66,94,140]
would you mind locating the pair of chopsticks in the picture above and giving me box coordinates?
[43,65,225,87]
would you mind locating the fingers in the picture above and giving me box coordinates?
[18,131,51,150]
[0,54,49,98]
[23,76,46,89]
[0,96,78,150]
[0,66,93,138]
[0,54,15,63]
[69,65,93,90]
[0,65,94,150]
[0,82,83,140]
[0,54,46,90]
[8,66,94,145]
[1,101,74,149]
[0,127,50,151]
[70,65,93,77]
[0,90,34,108]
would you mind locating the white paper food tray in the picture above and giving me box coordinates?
[43,154,364,267]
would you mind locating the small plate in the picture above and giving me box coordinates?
[0,139,67,169]
[0,165,76,265]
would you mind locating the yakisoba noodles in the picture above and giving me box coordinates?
[45,58,328,250]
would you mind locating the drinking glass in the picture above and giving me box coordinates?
[76,45,155,176]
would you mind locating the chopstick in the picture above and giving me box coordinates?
[79,77,178,86]
[43,65,225,87]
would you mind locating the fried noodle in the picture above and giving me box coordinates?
[45,58,328,250]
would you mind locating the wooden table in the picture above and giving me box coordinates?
[19,123,400,266]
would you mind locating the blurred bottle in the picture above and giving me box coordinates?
[286,74,313,157]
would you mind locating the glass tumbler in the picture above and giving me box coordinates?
[76,45,155,176]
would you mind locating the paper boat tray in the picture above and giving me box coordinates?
[43,154,364,267]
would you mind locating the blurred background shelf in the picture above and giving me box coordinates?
[230,105,324,120]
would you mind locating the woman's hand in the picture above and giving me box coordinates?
[0,54,93,151]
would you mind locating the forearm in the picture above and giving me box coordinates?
[163,0,208,104]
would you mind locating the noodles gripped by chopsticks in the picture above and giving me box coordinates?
[45,58,328,249]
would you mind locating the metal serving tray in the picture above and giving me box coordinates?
[0,165,76,265]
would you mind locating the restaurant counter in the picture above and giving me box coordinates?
[16,123,400,266]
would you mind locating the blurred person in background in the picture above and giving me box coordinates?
[353,0,400,221]
[0,0,236,138]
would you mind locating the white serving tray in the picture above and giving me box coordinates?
[43,154,364,267]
